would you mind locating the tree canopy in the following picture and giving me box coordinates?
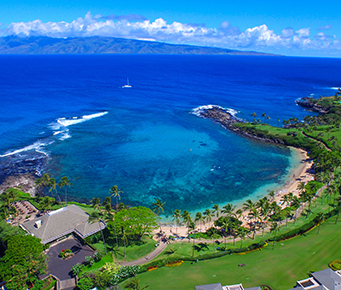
[112,206,158,240]
[0,235,46,290]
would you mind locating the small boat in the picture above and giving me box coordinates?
[122,78,132,88]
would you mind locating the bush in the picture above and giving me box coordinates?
[76,277,94,290]
[165,260,183,267]
[248,241,266,250]
[93,251,104,262]
[100,262,121,275]
[72,263,84,277]
[85,256,95,266]
[329,260,341,270]
[59,249,73,259]
[109,265,141,285]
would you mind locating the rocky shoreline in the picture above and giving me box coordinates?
[194,105,285,145]
[295,97,328,114]
[0,173,37,196]
[0,152,47,196]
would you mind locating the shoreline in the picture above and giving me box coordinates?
[156,147,314,238]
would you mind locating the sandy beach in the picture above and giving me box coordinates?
[155,147,314,239]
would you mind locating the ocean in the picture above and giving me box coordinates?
[1,54,341,216]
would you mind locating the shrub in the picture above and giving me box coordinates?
[59,249,73,259]
[165,260,183,267]
[248,241,266,250]
[72,263,84,277]
[329,260,341,270]
[93,251,104,262]
[76,277,94,290]
[109,265,141,285]
[85,256,95,266]
[147,266,158,271]
[100,262,121,275]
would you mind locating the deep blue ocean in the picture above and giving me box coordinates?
[1,54,341,216]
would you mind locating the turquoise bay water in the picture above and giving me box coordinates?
[1,55,341,215]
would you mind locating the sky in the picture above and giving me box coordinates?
[1,0,341,57]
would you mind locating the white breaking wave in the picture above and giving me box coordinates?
[0,140,52,158]
[57,111,108,127]
[331,87,341,90]
[59,132,71,141]
[192,105,238,117]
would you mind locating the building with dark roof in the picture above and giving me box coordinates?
[20,204,106,244]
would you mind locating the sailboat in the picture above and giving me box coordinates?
[122,78,132,88]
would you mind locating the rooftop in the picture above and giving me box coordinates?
[21,204,106,244]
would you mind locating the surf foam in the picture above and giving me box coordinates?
[57,111,108,127]
[0,140,51,158]
[192,105,238,117]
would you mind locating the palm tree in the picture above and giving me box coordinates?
[242,199,256,231]
[270,222,279,250]
[248,208,260,239]
[221,217,230,249]
[0,189,17,208]
[222,203,236,219]
[109,185,123,209]
[237,227,248,250]
[58,176,72,206]
[34,178,43,197]
[259,201,270,236]
[212,204,220,219]
[290,196,301,223]
[152,199,166,231]
[242,199,255,212]
[300,190,314,213]
[203,209,213,225]
[182,210,192,225]
[88,211,107,254]
[268,191,275,202]
[34,173,51,198]
[334,196,341,224]
[40,196,54,213]
[297,182,305,194]
[91,197,101,211]
[316,212,325,234]
[194,212,202,231]
[107,210,119,251]
[122,228,128,259]
[235,208,244,224]
[280,194,290,207]
[124,277,149,290]
[230,221,238,245]
[172,209,182,235]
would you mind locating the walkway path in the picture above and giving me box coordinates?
[118,241,168,266]
[301,131,331,151]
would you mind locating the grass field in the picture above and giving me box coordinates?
[125,214,341,290]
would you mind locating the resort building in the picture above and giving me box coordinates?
[20,204,106,244]
[195,283,261,290]
[195,269,341,290]
[291,268,341,290]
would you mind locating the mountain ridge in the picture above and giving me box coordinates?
[0,36,280,56]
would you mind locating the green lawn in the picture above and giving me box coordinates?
[91,236,156,263]
[145,197,330,263]
[81,253,114,274]
[126,215,341,290]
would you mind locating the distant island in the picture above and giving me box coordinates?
[0,35,280,55]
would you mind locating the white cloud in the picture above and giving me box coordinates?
[2,12,341,55]
[296,28,310,38]
[317,24,331,31]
